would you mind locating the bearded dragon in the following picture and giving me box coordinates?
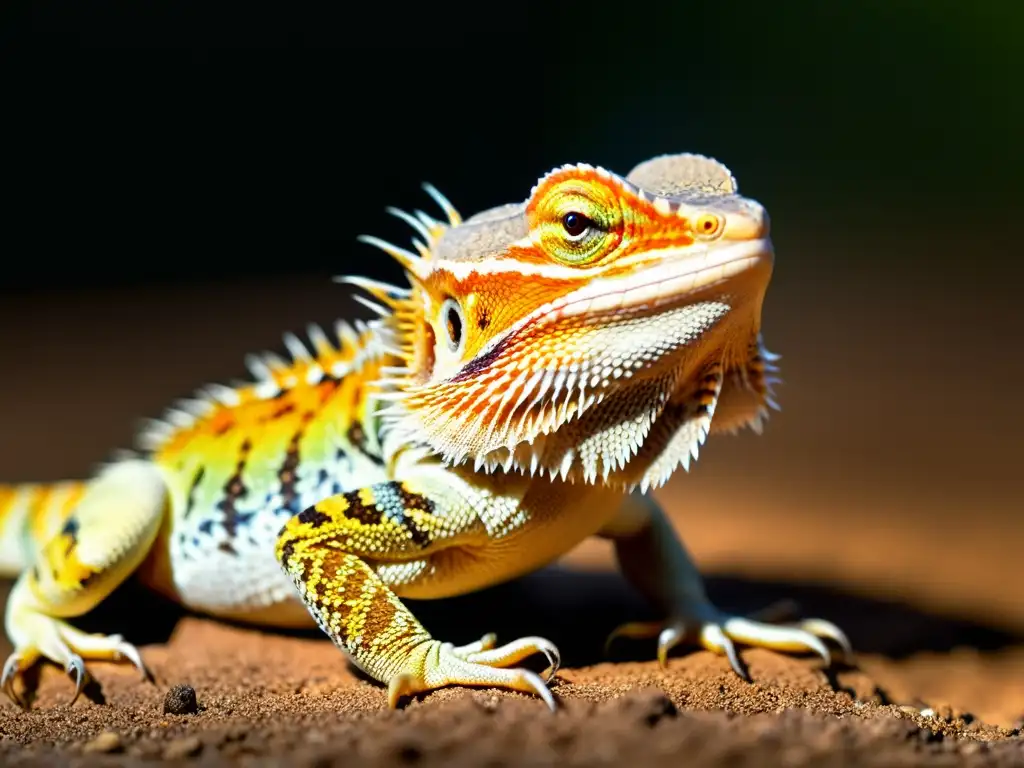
[0,153,851,711]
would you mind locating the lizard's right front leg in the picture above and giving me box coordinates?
[275,471,559,709]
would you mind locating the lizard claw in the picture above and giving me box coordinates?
[604,620,662,657]
[693,624,749,680]
[792,617,854,660]
[1,652,32,709]
[65,655,86,707]
[606,604,853,679]
[1,617,150,708]
[104,633,150,681]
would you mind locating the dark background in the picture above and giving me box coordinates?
[2,4,1022,633]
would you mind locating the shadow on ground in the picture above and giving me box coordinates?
[47,565,1022,673]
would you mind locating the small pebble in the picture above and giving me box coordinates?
[163,735,203,760]
[83,731,123,754]
[164,684,199,715]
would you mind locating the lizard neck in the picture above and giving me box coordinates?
[380,297,774,494]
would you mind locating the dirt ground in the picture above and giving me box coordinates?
[0,560,1021,768]
[1,275,1022,766]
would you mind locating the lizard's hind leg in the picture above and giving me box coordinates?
[2,460,168,707]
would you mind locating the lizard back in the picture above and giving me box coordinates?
[134,319,395,624]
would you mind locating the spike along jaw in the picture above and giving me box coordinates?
[368,158,775,488]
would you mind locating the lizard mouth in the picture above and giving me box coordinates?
[536,238,774,324]
[450,238,775,385]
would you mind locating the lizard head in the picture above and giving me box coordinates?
[348,153,779,490]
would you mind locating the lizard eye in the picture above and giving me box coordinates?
[695,213,723,239]
[561,211,593,239]
[527,180,624,266]
[440,298,464,353]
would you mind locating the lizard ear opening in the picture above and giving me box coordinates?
[440,298,465,354]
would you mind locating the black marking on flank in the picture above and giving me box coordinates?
[346,421,383,466]
[218,540,238,555]
[334,446,357,475]
[346,422,366,452]
[277,411,314,518]
[477,307,490,329]
[217,439,253,547]
[183,466,206,519]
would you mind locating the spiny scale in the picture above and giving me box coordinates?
[135,319,383,454]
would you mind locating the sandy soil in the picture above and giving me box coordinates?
[0,554,1022,767]
[0,571,1021,767]
[0,275,1022,766]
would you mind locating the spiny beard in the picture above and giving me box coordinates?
[373,301,784,491]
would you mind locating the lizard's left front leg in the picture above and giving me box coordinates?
[276,471,559,709]
[2,460,165,706]
[600,491,852,679]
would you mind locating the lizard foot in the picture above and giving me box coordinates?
[2,613,147,708]
[387,633,561,711]
[605,602,852,681]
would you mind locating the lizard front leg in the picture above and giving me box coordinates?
[3,460,166,706]
[600,491,852,678]
[275,469,559,709]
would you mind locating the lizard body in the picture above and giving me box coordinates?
[0,153,850,710]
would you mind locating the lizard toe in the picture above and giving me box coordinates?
[2,613,150,708]
[606,603,853,679]
[454,634,561,682]
[450,632,498,657]
[386,637,559,711]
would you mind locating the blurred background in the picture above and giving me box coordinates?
[2,2,1021,669]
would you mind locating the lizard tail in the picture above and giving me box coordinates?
[0,480,87,577]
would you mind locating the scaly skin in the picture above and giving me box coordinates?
[0,153,852,710]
